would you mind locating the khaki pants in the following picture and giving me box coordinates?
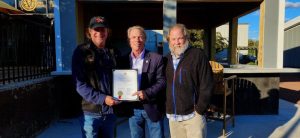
[169,112,207,138]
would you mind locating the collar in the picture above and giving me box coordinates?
[131,48,145,60]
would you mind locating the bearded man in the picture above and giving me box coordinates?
[165,24,214,138]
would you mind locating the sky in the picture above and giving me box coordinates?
[239,0,300,40]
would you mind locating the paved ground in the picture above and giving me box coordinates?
[37,75,300,138]
[37,99,300,138]
[280,74,300,103]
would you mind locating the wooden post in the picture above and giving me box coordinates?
[229,17,238,65]
[203,27,216,60]
[258,1,265,68]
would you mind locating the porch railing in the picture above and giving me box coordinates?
[0,14,55,86]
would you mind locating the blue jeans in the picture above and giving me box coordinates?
[129,109,164,138]
[79,114,116,138]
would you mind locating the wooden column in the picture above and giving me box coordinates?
[261,0,285,68]
[203,27,216,60]
[229,17,238,65]
[258,1,265,68]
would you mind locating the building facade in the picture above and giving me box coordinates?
[284,16,300,67]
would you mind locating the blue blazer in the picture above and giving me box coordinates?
[118,50,166,122]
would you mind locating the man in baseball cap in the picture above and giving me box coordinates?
[72,15,119,138]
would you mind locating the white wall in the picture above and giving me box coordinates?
[216,23,249,55]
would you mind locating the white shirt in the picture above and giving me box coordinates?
[130,49,145,89]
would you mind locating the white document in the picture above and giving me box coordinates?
[113,69,138,101]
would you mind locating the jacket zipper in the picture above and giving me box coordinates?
[172,70,177,119]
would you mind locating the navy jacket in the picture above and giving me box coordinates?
[72,43,118,116]
[118,50,166,122]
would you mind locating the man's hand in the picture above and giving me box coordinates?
[132,90,145,100]
[105,96,120,106]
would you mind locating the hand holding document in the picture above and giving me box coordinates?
[113,69,138,101]
[132,90,145,100]
[105,95,121,106]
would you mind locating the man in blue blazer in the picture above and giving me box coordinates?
[118,25,166,138]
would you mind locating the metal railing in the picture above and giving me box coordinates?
[0,14,55,86]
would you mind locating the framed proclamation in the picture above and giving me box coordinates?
[113,69,138,101]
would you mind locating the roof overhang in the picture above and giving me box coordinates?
[0,1,24,15]
[80,0,263,30]
[285,16,300,31]
[177,0,263,28]
[77,0,263,41]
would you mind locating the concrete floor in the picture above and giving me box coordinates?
[37,99,299,138]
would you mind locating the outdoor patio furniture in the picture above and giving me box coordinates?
[208,61,237,136]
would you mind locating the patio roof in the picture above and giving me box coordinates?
[80,0,263,30]
[177,1,263,28]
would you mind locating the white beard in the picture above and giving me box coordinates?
[169,41,189,58]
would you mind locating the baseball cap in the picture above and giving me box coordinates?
[89,16,108,28]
